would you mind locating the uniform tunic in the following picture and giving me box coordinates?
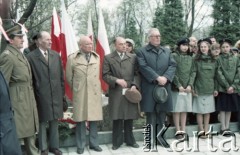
[0,45,39,138]
[171,51,194,112]
[216,53,239,112]
[191,54,217,114]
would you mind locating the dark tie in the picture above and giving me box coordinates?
[85,54,90,63]
[120,53,123,59]
[44,51,48,62]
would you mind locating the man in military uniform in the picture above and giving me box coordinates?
[0,24,39,155]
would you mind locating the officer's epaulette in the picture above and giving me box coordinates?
[2,50,10,55]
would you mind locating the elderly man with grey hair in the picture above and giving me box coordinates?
[136,28,176,148]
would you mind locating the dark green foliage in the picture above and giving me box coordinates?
[210,0,240,43]
[153,0,186,47]
[124,16,141,48]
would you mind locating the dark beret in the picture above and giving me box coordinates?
[177,37,190,46]
[219,38,232,46]
[197,38,212,45]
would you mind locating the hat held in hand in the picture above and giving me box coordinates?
[153,85,168,104]
[125,88,142,103]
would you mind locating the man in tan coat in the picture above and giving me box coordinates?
[0,24,39,155]
[102,37,139,150]
[66,36,103,154]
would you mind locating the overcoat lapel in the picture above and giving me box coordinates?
[35,49,48,66]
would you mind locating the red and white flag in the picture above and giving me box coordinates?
[60,0,79,100]
[51,7,61,53]
[96,6,110,93]
[51,1,79,100]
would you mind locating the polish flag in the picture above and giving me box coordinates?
[51,1,79,100]
[51,7,61,54]
[96,6,110,93]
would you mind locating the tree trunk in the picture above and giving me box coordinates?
[18,0,38,24]
[0,0,11,52]
[188,0,195,37]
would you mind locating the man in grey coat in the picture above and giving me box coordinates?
[136,28,176,148]
[26,31,64,155]
[103,37,139,150]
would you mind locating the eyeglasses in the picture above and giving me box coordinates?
[150,35,161,38]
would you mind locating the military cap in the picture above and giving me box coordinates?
[219,38,232,46]
[125,38,135,48]
[177,37,190,46]
[6,24,24,38]
[125,88,142,103]
[197,38,212,45]
[153,85,168,104]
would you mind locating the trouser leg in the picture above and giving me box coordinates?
[48,119,59,149]
[112,120,123,147]
[89,121,99,147]
[76,122,86,149]
[38,121,48,151]
[23,135,39,155]
[124,119,136,145]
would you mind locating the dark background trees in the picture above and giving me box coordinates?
[210,0,240,43]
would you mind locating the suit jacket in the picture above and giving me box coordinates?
[102,51,139,120]
[26,48,64,122]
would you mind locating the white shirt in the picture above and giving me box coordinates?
[39,48,48,57]
[117,51,125,59]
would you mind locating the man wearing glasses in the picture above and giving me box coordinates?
[136,28,176,148]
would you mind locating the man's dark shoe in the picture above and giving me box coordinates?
[77,148,84,154]
[89,146,102,152]
[41,150,48,155]
[49,148,62,155]
[112,145,120,150]
[127,143,139,148]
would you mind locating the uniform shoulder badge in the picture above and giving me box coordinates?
[3,50,10,55]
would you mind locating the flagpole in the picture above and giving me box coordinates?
[94,0,98,28]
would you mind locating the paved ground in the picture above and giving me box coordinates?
[50,132,240,155]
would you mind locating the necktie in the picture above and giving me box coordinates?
[120,53,124,60]
[85,54,90,63]
[44,51,48,62]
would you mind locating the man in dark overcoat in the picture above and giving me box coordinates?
[0,71,22,155]
[102,37,140,150]
[26,31,64,155]
[136,28,176,148]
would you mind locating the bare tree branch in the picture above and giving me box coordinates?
[18,0,37,24]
